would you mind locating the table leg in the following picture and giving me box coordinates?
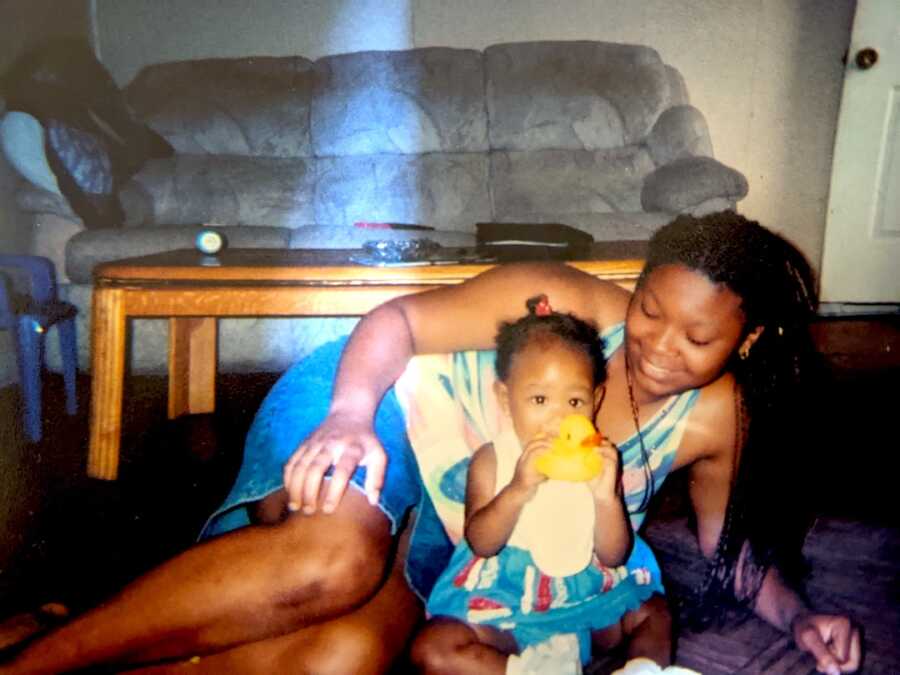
[88,287,127,480]
[168,317,217,418]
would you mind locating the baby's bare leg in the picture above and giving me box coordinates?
[591,593,673,667]
[1,489,391,675]
[411,617,518,675]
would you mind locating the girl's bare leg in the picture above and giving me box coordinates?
[126,517,423,675]
[1,489,392,675]
[411,617,518,675]
[592,593,673,666]
[624,594,673,665]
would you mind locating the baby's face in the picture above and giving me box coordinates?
[498,339,598,445]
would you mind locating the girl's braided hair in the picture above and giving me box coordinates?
[640,211,823,625]
[495,295,607,386]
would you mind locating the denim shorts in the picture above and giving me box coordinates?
[199,336,454,599]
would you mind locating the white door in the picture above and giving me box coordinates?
[820,0,900,303]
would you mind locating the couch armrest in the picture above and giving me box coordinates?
[15,183,79,221]
[641,156,748,214]
[645,105,714,167]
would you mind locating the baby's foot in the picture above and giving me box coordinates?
[506,633,582,675]
[611,656,701,675]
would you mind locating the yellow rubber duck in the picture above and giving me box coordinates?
[535,414,604,482]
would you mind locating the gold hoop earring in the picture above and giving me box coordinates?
[738,345,750,360]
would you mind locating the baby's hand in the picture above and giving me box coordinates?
[511,434,550,495]
[588,439,622,503]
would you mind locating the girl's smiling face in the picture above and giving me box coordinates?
[494,335,600,445]
[625,264,761,402]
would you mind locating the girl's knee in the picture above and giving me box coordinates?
[591,621,624,653]
[593,595,673,665]
[623,594,673,666]
[410,618,477,674]
[625,594,672,636]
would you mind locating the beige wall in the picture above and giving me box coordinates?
[96,0,855,268]
[97,0,414,78]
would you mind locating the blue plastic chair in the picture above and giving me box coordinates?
[0,254,78,442]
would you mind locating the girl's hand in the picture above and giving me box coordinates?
[588,439,622,503]
[282,411,386,516]
[510,434,550,495]
[792,612,862,674]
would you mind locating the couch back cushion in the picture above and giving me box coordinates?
[125,57,315,158]
[120,155,316,228]
[311,48,488,157]
[491,146,655,223]
[485,41,680,152]
[314,153,490,231]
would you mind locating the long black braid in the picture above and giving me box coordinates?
[638,211,823,626]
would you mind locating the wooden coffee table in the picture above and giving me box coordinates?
[88,244,645,479]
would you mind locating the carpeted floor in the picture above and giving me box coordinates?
[0,316,898,673]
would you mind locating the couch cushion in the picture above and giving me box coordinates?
[311,48,488,156]
[315,153,490,231]
[65,225,291,283]
[486,42,674,151]
[119,155,316,228]
[126,57,315,158]
[491,147,655,220]
[15,184,79,221]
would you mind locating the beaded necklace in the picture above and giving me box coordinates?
[624,351,657,513]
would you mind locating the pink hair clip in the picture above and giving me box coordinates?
[534,294,552,316]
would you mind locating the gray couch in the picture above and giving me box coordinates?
[18,41,747,371]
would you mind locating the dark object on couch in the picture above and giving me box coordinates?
[476,221,594,261]
[1,38,173,229]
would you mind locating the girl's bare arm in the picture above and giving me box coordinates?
[590,441,632,566]
[398,262,630,355]
[592,494,631,567]
[464,444,535,557]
